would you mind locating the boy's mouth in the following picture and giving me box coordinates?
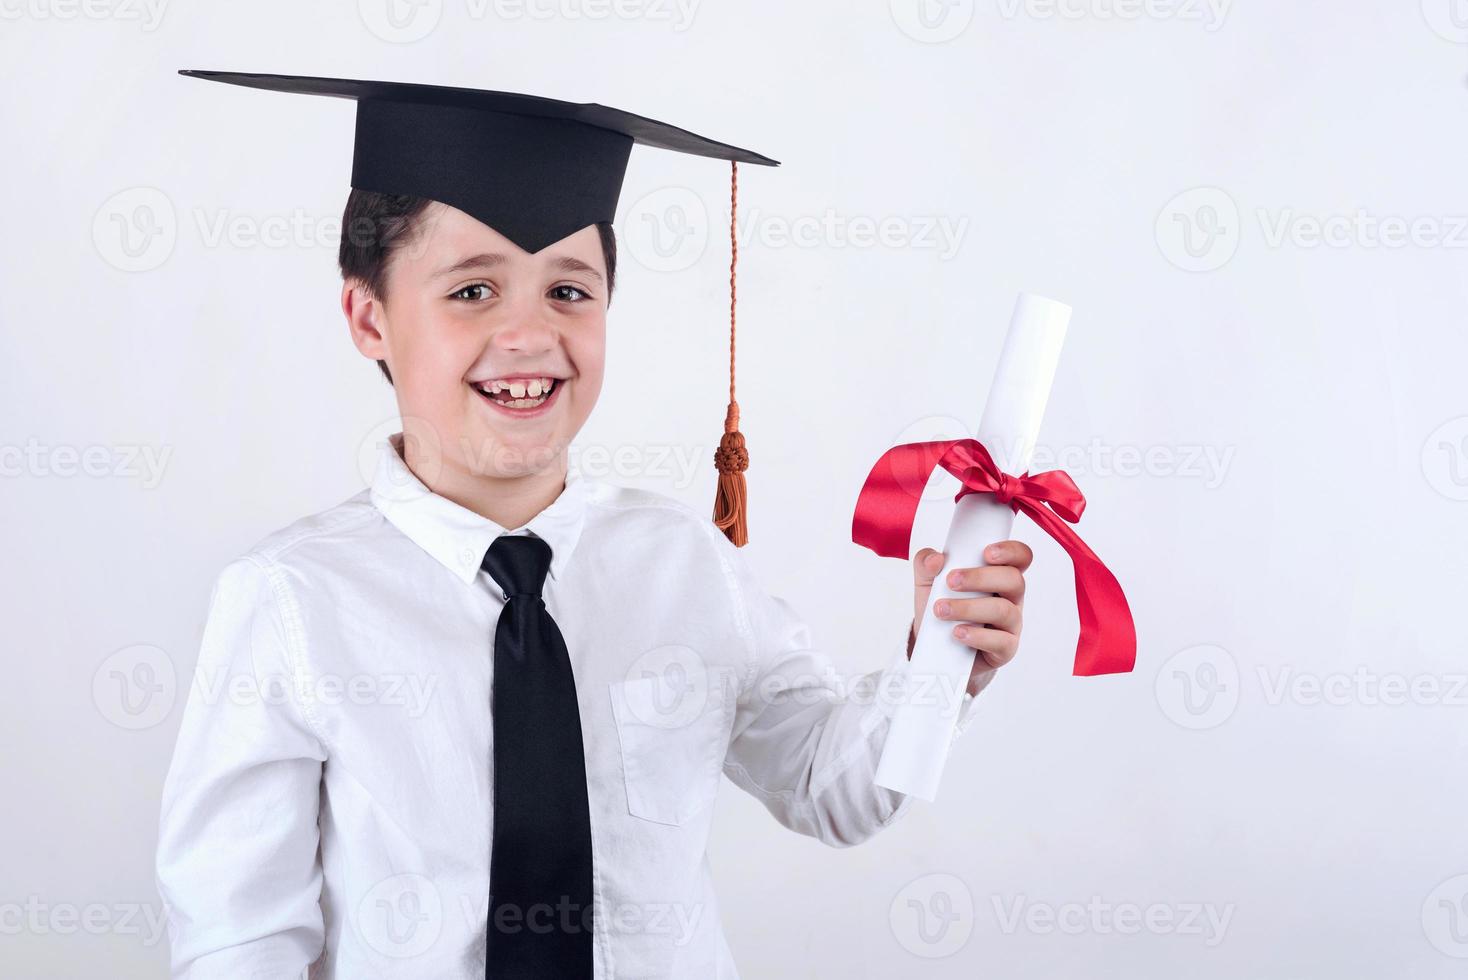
[470,375,563,414]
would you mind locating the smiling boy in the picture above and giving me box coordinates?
[156,72,1034,980]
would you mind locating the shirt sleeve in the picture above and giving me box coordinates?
[155,557,328,979]
[717,539,987,848]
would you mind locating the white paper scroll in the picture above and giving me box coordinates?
[874,292,1071,802]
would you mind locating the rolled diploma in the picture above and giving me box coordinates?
[874,292,1070,801]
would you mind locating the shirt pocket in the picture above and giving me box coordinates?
[608,670,728,826]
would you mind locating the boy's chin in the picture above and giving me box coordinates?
[456,424,571,479]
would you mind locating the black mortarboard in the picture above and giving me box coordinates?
[181,70,775,546]
[178,70,778,254]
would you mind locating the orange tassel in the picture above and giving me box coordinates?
[713,401,749,546]
[713,160,751,546]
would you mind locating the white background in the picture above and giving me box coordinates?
[3,1,1468,976]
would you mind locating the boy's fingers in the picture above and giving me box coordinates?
[945,565,1024,601]
[984,540,1034,572]
[933,596,1022,633]
[912,547,945,587]
[953,622,1021,668]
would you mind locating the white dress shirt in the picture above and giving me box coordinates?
[156,433,983,979]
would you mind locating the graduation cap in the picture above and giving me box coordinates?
[180,70,778,546]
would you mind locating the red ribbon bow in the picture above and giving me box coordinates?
[851,439,1135,676]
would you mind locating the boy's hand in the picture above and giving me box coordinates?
[910,541,1033,697]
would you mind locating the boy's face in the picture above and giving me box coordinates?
[348,202,607,483]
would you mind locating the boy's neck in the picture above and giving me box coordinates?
[402,441,569,532]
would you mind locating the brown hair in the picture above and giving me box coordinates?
[336,188,617,385]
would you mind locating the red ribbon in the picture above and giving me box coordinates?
[851,439,1135,676]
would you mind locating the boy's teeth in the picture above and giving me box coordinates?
[477,376,557,409]
[482,376,554,397]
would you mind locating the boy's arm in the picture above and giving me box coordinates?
[156,558,327,979]
[717,541,983,848]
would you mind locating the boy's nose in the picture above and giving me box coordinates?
[490,311,558,354]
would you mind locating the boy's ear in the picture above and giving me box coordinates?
[342,279,388,361]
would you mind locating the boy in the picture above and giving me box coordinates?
[156,72,1033,979]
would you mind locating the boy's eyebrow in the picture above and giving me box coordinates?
[433,252,508,279]
[550,256,605,283]
[433,252,604,282]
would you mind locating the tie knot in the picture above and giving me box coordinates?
[481,534,552,601]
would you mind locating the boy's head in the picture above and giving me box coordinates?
[184,70,776,542]
[338,189,616,484]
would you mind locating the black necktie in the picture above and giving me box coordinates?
[480,534,594,978]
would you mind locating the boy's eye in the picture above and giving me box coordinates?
[451,283,493,302]
[550,284,589,303]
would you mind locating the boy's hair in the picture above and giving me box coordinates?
[337,189,618,385]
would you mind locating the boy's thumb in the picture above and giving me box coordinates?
[912,547,945,587]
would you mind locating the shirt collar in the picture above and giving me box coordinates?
[369,432,594,586]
